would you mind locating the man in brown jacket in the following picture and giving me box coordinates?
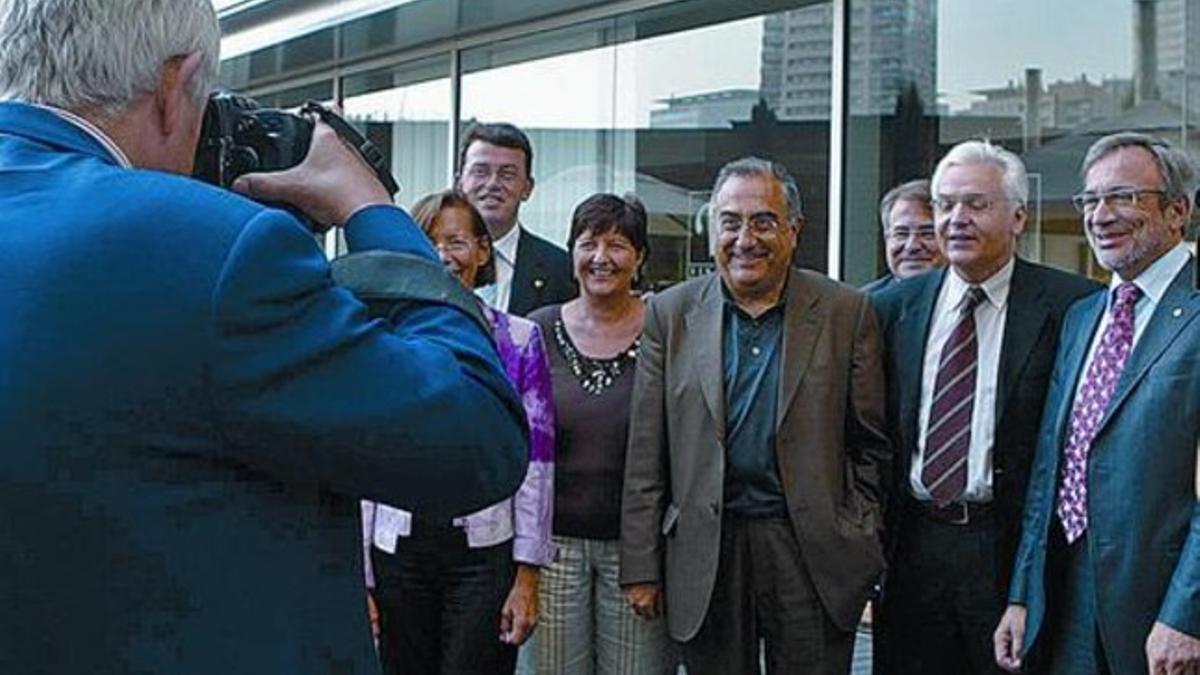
[619,156,890,674]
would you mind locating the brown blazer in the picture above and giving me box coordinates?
[619,269,891,641]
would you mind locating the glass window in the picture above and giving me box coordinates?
[842,0,1196,284]
[253,80,334,109]
[342,55,453,211]
[459,0,833,289]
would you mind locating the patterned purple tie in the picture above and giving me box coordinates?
[922,286,987,502]
[1057,282,1143,544]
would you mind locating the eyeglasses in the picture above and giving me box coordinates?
[464,163,524,186]
[886,224,937,243]
[1070,188,1166,214]
[434,237,477,254]
[931,194,1009,214]
[717,213,785,237]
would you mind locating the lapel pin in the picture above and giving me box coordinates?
[1172,307,1183,317]
[534,279,545,289]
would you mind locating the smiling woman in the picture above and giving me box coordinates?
[524,193,673,674]
[362,189,557,675]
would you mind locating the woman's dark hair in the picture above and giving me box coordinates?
[567,194,650,285]
[409,190,496,288]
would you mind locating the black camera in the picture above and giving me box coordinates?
[192,92,399,196]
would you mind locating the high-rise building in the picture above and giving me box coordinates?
[1156,0,1200,112]
[760,0,937,120]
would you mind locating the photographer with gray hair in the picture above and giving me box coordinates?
[0,1,528,672]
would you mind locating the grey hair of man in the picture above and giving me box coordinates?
[0,0,221,119]
[707,156,804,254]
[710,156,804,220]
[1080,132,1196,227]
[931,139,1029,208]
[879,179,932,230]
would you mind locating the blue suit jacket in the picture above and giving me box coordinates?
[1009,257,1200,674]
[0,102,527,673]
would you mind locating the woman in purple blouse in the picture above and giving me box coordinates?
[361,190,555,674]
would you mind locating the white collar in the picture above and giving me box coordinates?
[492,222,522,264]
[34,103,132,169]
[945,255,1016,311]
[1112,241,1191,305]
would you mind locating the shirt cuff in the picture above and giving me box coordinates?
[512,536,556,567]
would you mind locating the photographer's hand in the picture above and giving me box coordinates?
[232,120,392,231]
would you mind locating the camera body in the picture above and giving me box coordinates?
[192,92,398,197]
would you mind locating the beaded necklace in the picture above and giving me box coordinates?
[552,317,640,396]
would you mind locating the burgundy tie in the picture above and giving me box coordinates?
[1056,282,1142,544]
[922,286,987,502]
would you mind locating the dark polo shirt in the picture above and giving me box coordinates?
[721,288,787,517]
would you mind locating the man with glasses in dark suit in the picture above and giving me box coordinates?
[873,140,1099,675]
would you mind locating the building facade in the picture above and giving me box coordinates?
[215,0,1199,287]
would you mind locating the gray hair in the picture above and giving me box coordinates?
[709,156,804,221]
[1081,132,1196,205]
[0,0,220,117]
[879,179,931,230]
[931,140,1029,207]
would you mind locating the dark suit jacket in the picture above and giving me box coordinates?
[0,102,527,673]
[1010,257,1200,674]
[861,272,896,295]
[620,270,890,640]
[872,258,1100,598]
[508,228,575,316]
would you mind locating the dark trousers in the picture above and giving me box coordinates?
[679,515,855,675]
[1046,537,1113,675]
[371,525,516,675]
[879,509,1003,675]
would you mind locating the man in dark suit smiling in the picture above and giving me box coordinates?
[456,122,575,316]
[873,140,1099,675]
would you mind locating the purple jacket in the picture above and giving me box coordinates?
[363,307,556,586]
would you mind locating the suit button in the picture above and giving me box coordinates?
[709,501,720,516]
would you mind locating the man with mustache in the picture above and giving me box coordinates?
[620,157,890,674]
[455,122,575,316]
[995,133,1200,675]
[872,140,1099,674]
[863,179,945,293]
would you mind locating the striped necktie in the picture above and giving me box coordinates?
[922,286,987,502]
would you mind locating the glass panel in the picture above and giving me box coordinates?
[457,0,613,33]
[342,55,453,211]
[459,0,833,290]
[253,80,334,109]
[843,0,1197,285]
[339,1,458,61]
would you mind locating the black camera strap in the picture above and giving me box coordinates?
[300,101,401,198]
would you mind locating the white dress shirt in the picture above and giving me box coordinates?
[478,223,521,312]
[1072,242,1191,403]
[912,257,1015,502]
[36,104,132,168]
